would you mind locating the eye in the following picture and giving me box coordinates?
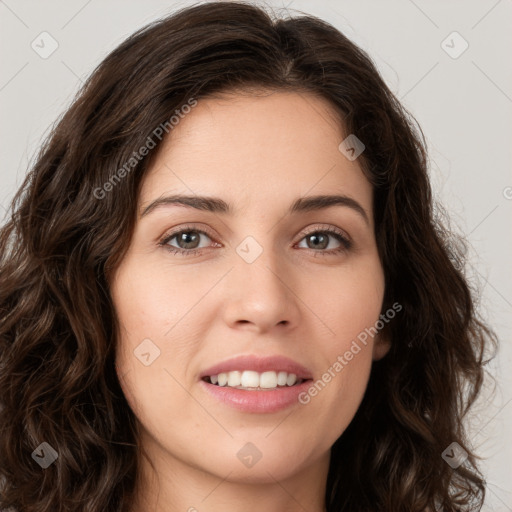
[158,224,218,256]
[296,226,352,256]
[158,224,352,257]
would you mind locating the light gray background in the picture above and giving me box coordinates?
[1,0,511,508]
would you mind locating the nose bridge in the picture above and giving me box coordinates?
[228,198,282,271]
[222,230,300,330]
[235,231,288,296]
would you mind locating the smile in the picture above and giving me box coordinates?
[202,370,305,389]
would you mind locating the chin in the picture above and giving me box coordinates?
[193,438,322,484]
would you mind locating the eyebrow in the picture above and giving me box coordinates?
[140,193,370,225]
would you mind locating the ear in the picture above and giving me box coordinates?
[372,331,391,361]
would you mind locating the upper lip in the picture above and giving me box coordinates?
[200,355,313,380]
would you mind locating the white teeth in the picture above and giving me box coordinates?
[277,371,288,386]
[286,373,297,386]
[260,371,277,388]
[241,371,259,387]
[227,371,241,387]
[207,370,301,389]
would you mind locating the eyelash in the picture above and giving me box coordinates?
[158,224,352,257]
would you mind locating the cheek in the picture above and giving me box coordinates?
[111,257,207,357]
[111,258,207,423]
[300,339,373,444]
[303,257,385,342]
[296,259,383,432]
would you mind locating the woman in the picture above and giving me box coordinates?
[0,2,497,511]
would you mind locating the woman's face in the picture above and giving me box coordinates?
[112,90,389,485]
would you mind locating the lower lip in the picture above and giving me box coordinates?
[199,379,312,413]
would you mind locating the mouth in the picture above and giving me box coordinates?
[199,355,314,413]
[201,370,310,390]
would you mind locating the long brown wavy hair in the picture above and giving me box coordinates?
[0,2,498,511]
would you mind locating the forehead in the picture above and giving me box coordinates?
[140,90,373,220]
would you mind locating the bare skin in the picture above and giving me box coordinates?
[111,90,390,512]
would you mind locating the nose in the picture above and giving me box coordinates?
[221,243,302,334]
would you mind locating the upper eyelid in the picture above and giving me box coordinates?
[160,223,351,246]
[301,223,349,238]
[161,224,217,242]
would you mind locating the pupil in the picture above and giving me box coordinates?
[180,232,199,249]
[309,233,327,249]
